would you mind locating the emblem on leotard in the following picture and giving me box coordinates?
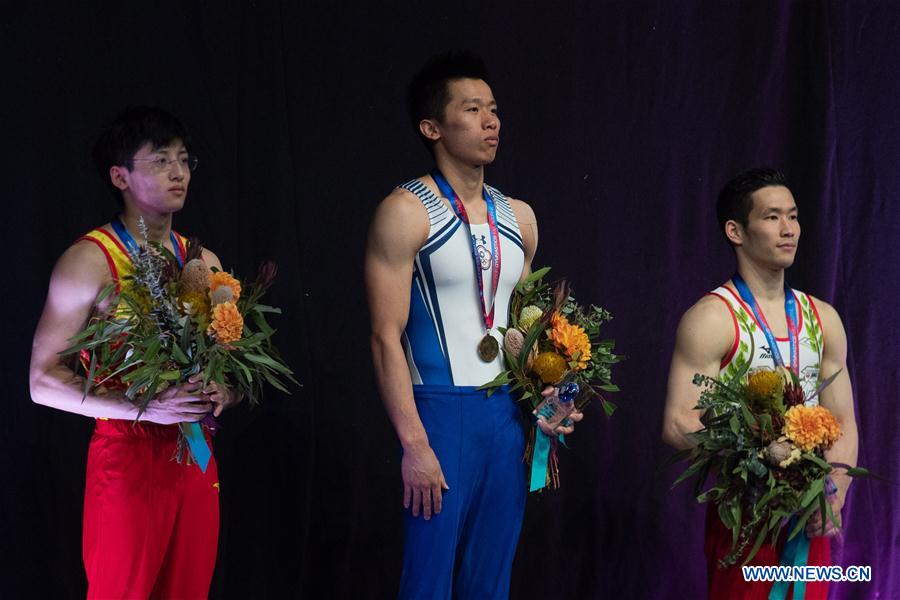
[477,245,492,270]
[472,234,492,270]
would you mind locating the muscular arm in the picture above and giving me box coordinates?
[509,198,538,282]
[812,299,858,529]
[29,241,142,419]
[366,190,429,449]
[661,296,735,449]
[29,240,211,424]
[365,189,447,519]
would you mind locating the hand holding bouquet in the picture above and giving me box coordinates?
[480,267,623,491]
[669,367,867,567]
[62,218,297,470]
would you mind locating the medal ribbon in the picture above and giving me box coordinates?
[732,273,800,375]
[431,169,501,332]
[112,217,211,472]
[111,217,185,267]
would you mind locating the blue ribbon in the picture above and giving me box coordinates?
[111,217,183,266]
[529,405,568,491]
[181,422,212,473]
[530,429,552,492]
[769,519,811,600]
[530,404,556,491]
[530,384,578,491]
[732,273,799,373]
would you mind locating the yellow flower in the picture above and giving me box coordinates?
[548,312,591,370]
[783,405,842,452]
[747,368,785,413]
[747,369,783,402]
[207,302,244,344]
[210,271,242,302]
[532,351,567,384]
[179,290,210,317]
[518,305,543,332]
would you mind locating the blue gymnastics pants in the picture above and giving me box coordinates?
[399,385,526,600]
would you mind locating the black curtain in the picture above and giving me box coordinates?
[3,2,898,598]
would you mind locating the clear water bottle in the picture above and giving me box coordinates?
[534,378,579,430]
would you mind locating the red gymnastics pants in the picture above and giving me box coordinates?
[705,505,830,600]
[83,419,219,599]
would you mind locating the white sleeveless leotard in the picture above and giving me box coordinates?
[398,179,525,387]
[708,285,825,403]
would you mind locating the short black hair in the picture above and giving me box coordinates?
[407,51,490,152]
[716,168,788,236]
[92,106,191,203]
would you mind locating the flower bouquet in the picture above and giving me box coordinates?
[479,267,622,491]
[61,219,297,471]
[669,367,867,567]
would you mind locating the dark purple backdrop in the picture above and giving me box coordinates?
[2,2,897,598]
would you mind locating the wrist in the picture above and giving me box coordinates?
[116,397,142,421]
[400,432,430,452]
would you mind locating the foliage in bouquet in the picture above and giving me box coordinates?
[480,266,623,415]
[479,267,623,491]
[668,367,867,567]
[61,220,297,418]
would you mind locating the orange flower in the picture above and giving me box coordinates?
[210,271,242,302]
[207,302,244,344]
[783,405,842,452]
[549,312,592,370]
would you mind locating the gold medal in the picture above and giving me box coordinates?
[477,334,500,362]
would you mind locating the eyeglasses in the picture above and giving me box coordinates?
[132,155,199,174]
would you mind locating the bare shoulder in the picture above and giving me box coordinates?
[808,295,846,347]
[507,198,538,263]
[507,197,536,225]
[368,186,430,254]
[808,295,841,325]
[675,293,735,356]
[55,239,111,285]
[201,247,224,271]
[42,239,112,311]
[684,293,733,326]
[377,186,430,223]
